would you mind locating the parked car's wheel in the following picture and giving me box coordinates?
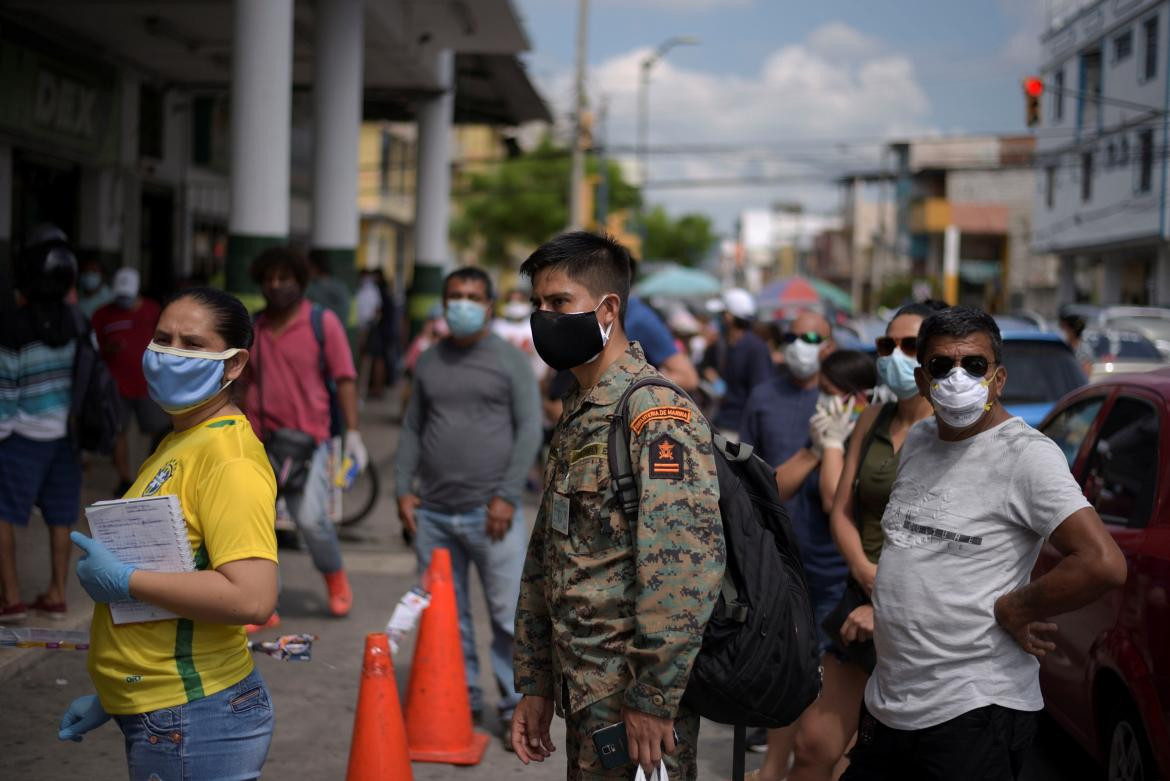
[1107,701,1155,781]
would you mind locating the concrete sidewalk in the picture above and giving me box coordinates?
[0,396,758,779]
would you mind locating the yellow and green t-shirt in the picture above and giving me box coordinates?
[87,414,278,715]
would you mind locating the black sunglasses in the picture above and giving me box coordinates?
[875,336,917,357]
[781,331,827,345]
[926,355,995,380]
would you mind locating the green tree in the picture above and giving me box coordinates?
[641,206,716,267]
[450,138,640,265]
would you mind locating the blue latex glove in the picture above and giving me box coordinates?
[71,531,135,603]
[58,694,111,742]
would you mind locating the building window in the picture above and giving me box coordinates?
[1139,128,1154,193]
[1082,151,1094,202]
[139,85,164,160]
[1081,49,1103,130]
[1116,29,1133,62]
[1144,15,1159,81]
[1046,166,1056,209]
[1054,69,1065,121]
[1119,135,1130,165]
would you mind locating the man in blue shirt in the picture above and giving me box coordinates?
[625,295,698,392]
[738,309,840,759]
[709,288,774,436]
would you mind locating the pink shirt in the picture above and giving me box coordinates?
[245,299,356,444]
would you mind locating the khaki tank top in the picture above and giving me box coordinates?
[855,403,899,565]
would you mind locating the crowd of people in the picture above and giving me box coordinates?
[0,225,1130,781]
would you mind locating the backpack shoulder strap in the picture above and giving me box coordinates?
[309,304,329,380]
[607,376,687,521]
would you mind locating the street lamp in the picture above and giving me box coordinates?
[636,35,699,239]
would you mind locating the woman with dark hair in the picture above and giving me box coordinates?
[58,287,279,780]
[781,301,945,781]
[773,349,878,505]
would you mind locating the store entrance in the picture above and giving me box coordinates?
[140,184,174,301]
[11,150,80,247]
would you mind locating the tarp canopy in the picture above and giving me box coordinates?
[634,266,722,298]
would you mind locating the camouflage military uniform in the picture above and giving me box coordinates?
[514,341,725,780]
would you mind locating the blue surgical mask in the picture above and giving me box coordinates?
[142,342,241,414]
[445,299,487,338]
[876,350,920,400]
[80,271,102,293]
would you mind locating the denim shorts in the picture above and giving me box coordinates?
[113,669,274,781]
[0,433,80,526]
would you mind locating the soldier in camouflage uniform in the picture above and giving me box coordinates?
[510,232,725,780]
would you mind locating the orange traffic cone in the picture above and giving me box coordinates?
[404,548,490,764]
[345,633,413,781]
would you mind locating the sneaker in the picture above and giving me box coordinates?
[324,570,352,617]
[244,612,281,634]
[0,602,27,623]
[32,594,67,620]
[745,726,770,753]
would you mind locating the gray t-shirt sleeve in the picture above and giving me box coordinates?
[393,353,428,498]
[494,340,543,507]
[1006,436,1092,539]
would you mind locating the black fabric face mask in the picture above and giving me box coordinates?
[530,297,613,371]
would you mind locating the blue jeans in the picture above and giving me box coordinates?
[285,442,343,574]
[414,504,527,718]
[113,669,273,781]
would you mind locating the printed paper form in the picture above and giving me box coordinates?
[84,495,195,625]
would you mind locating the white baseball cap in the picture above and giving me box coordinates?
[112,267,140,299]
[721,288,757,320]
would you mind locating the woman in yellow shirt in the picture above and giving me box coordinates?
[58,287,279,781]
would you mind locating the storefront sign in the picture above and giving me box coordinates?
[0,32,119,163]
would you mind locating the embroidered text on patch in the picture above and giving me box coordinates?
[630,406,692,434]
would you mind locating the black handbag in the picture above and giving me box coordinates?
[264,427,318,495]
[822,578,876,674]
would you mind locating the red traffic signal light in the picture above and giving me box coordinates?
[1023,77,1043,127]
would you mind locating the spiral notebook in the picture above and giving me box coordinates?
[84,495,194,625]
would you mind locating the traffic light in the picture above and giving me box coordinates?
[1024,76,1044,127]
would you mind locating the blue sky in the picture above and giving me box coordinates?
[512,0,1045,231]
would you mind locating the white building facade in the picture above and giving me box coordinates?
[1033,0,1170,306]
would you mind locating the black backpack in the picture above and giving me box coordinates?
[608,377,823,729]
[68,307,121,455]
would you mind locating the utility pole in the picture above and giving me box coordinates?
[567,0,589,231]
[634,36,698,242]
[597,95,609,228]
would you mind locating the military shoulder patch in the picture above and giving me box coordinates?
[649,434,685,480]
[630,405,692,435]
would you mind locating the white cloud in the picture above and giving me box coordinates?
[533,22,932,231]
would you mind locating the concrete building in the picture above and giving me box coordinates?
[1033,0,1170,307]
[841,135,1058,314]
[735,204,842,292]
[0,0,547,313]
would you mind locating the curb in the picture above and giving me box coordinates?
[0,608,93,685]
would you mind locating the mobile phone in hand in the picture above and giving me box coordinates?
[590,721,679,770]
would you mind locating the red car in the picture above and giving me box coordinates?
[1035,368,1170,781]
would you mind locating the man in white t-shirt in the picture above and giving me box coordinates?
[842,306,1127,781]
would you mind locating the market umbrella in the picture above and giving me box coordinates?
[756,276,854,318]
[634,266,722,298]
[807,278,854,313]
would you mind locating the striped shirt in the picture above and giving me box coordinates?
[0,309,77,441]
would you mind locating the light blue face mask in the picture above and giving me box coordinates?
[445,299,487,338]
[142,342,241,414]
[876,350,921,400]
